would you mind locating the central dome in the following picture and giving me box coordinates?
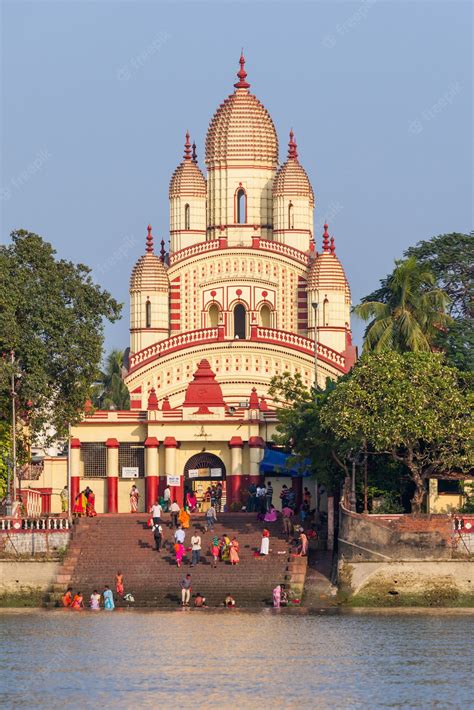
[205,54,279,166]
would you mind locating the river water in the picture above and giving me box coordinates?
[0,609,472,709]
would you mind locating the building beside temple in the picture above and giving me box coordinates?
[28,55,357,514]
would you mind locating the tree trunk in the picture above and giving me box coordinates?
[410,470,425,514]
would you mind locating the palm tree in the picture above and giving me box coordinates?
[92,350,130,410]
[354,257,450,353]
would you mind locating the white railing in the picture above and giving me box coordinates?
[130,328,219,369]
[255,327,345,367]
[168,237,309,267]
[1,517,70,531]
[259,239,309,265]
[169,240,220,265]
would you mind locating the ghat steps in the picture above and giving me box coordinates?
[50,513,301,607]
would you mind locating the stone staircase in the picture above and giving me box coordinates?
[49,513,304,608]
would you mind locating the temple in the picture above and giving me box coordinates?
[28,55,356,514]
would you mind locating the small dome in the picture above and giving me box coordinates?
[205,54,278,166]
[273,131,314,204]
[130,226,169,292]
[169,132,206,198]
[308,225,350,298]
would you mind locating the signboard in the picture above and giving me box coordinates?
[188,469,199,479]
[122,467,139,479]
[211,468,222,478]
[167,475,180,486]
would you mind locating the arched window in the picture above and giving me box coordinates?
[260,304,271,328]
[208,303,219,327]
[236,189,246,224]
[234,303,246,339]
[323,298,329,326]
[184,204,190,230]
[288,202,294,229]
[145,299,152,328]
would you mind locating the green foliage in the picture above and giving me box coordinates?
[321,352,473,512]
[405,232,474,371]
[0,422,12,499]
[91,350,130,410]
[268,373,350,491]
[354,256,450,354]
[0,230,122,441]
[459,481,474,514]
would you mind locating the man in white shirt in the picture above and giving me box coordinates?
[190,529,201,566]
[150,501,162,526]
[174,525,185,545]
[163,486,171,511]
[169,501,180,528]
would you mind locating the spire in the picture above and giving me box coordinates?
[322,223,330,252]
[184,130,192,160]
[146,224,153,253]
[192,142,197,163]
[330,236,336,254]
[160,239,166,262]
[288,129,298,160]
[234,50,250,89]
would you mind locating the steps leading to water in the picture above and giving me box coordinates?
[49,513,306,608]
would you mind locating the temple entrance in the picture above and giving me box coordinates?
[184,452,227,511]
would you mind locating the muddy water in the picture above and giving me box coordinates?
[0,609,472,709]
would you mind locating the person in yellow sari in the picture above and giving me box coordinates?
[178,508,191,529]
[73,491,87,517]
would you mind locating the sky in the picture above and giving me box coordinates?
[1,0,472,353]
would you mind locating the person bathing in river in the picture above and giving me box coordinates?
[103,585,115,610]
[61,587,73,607]
[71,591,84,609]
[90,590,101,610]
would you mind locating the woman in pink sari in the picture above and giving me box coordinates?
[186,491,198,513]
[129,485,139,513]
[174,541,185,567]
[229,536,240,565]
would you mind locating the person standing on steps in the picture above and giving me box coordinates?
[115,571,124,597]
[150,500,163,526]
[181,573,192,606]
[247,482,257,512]
[169,500,180,528]
[281,505,293,541]
[153,523,163,552]
[211,536,220,567]
[215,482,223,513]
[60,485,69,513]
[129,485,140,513]
[265,481,273,512]
[206,503,217,532]
[190,529,201,567]
[163,484,171,512]
[229,536,240,565]
[260,528,270,556]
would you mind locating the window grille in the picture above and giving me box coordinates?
[119,443,145,477]
[82,443,107,478]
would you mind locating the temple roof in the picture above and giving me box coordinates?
[169,131,206,198]
[308,224,350,296]
[130,225,169,292]
[273,131,314,204]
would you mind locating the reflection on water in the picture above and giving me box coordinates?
[0,609,472,709]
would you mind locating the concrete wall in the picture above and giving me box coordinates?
[338,507,452,561]
[0,560,59,600]
[0,531,70,557]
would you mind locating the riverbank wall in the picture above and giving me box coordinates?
[338,506,474,607]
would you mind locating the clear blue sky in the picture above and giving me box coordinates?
[1,1,472,352]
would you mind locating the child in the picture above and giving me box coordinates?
[211,536,220,567]
[115,571,124,597]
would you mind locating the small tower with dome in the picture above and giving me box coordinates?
[169,131,207,253]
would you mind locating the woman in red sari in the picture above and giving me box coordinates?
[73,491,87,517]
[86,489,97,517]
[71,592,84,609]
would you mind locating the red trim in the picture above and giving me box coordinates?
[107,476,118,514]
[70,476,80,509]
[249,436,265,448]
[106,438,119,448]
[70,438,81,449]
[164,436,178,448]
[228,475,242,505]
[146,476,159,509]
[144,437,160,448]
[229,436,244,448]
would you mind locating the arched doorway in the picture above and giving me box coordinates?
[184,452,227,511]
[234,303,246,339]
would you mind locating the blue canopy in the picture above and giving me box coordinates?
[259,448,311,477]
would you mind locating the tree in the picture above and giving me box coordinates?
[321,352,472,512]
[92,350,130,410]
[354,256,450,353]
[0,230,122,441]
[405,232,473,371]
[268,373,350,490]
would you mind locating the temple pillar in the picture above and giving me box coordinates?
[228,436,244,506]
[106,438,119,514]
[164,437,182,506]
[144,437,160,511]
[70,438,81,511]
[248,436,265,487]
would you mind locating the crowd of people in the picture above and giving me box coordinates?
[72,487,97,517]
[60,571,133,610]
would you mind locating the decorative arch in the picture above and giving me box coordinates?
[259,303,272,328]
[208,302,220,327]
[233,303,247,339]
[145,299,151,328]
[184,203,190,230]
[235,186,247,224]
[184,452,226,480]
[323,297,329,326]
[288,201,294,229]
